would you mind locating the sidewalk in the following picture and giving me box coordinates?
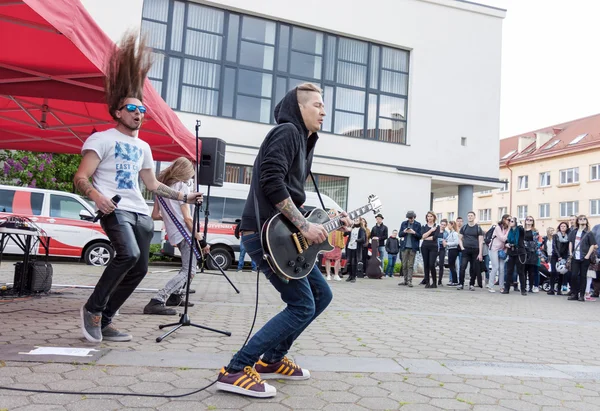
[1,262,600,410]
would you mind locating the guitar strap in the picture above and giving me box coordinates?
[309,171,327,210]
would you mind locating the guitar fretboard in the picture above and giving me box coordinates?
[322,204,374,233]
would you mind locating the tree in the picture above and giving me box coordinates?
[0,150,80,192]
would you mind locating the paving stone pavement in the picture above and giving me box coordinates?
[1,261,600,410]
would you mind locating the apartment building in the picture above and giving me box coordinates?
[434,113,600,232]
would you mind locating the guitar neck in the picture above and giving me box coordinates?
[322,204,374,233]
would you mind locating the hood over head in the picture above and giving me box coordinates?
[274,88,310,137]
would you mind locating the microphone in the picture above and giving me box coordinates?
[93,195,121,223]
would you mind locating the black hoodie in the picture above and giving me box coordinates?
[239,88,319,232]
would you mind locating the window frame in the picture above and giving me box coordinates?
[517,175,529,190]
[590,199,600,216]
[538,203,550,219]
[517,205,528,221]
[141,0,410,144]
[49,194,88,220]
[559,167,579,185]
[559,201,579,218]
[498,207,507,220]
[478,208,491,222]
[591,164,600,181]
[539,171,551,188]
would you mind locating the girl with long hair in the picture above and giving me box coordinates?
[145,157,210,314]
[567,215,598,301]
[488,214,510,293]
[420,211,440,288]
[345,218,366,283]
[502,217,527,295]
[446,221,460,285]
[360,217,370,273]
[523,216,541,292]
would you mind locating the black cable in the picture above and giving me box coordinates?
[0,268,261,398]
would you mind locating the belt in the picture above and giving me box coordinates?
[241,230,256,236]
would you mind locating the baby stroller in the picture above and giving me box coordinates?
[538,253,554,292]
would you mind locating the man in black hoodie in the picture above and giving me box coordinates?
[216,83,350,398]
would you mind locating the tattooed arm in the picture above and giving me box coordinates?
[275,197,327,243]
[74,151,117,214]
[139,169,203,203]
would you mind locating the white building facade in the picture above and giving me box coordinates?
[82,0,505,229]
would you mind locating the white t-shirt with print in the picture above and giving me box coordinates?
[158,181,191,246]
[82,128,154,215]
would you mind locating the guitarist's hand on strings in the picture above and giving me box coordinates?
[301,222,328,244]
[338,211,352,231]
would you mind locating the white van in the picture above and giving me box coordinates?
[0,185,113,266]
[160,182,343,270]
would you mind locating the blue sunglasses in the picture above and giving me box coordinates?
[119,104,147,113]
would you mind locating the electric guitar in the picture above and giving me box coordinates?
[261,195,382,280]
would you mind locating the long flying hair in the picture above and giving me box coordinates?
[105,31,153,120]
[158,157,195,187]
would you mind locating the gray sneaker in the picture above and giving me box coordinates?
[144,299,177,315]
[101,324,132,342]
[80,305,102,343]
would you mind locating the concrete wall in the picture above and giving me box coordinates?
[81,0,504,228]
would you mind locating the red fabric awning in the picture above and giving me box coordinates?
[0,0,199,161]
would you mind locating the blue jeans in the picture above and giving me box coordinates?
[237,240,257,271]
[378,246,386,270]
[385,254,397,277]
[227,233,333,371]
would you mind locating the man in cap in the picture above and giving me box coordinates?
[398,211,421,287]
[371,213,388,271]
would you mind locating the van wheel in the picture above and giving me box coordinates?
[206,247,232,271]
[84,242,114,266]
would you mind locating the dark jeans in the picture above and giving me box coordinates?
[447,248,459,283]
[421,243,437,285]
[525,264,537,291]
[385,254,397,277]
[347,248,361,279]
[505,254,526,292]
[227,232,333,371]
[459,247,480,286]
[570,258,590,299]
[85,210,153,327]
[437,248,446,283]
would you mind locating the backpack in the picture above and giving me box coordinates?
[484,225,496,246]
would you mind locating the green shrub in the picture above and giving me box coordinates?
[383,259,402,274]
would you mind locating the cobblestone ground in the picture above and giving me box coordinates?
[1,261,599,410]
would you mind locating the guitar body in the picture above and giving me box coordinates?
[366,238,384,279]
[262,208,334,280]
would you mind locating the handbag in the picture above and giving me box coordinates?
[498,249,507,260]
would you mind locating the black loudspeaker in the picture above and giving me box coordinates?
[198,137,226,187]
[13,261,53,293]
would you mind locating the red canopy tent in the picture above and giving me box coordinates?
[0,0,199,161]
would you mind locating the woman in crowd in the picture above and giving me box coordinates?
[360,217,371,275]
[548,223,568,295]
[421,211,440,288]
[436,219,448,286]
[567,215,597,301]
[523,216,541,293]
[488,214,510,293]
[323,209,344,281]
[503,216,527,296]
[345,217,366,283]
[446,221,460,285]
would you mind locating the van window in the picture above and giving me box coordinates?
[222,198,245,222]
[0,189,44,215]
[50,195,87,219]
[206,196,225,222]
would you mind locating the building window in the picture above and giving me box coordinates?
[591,164,600,181]
[590,199,600,216]
[517,205,528,221]
[559,168,579,185]
[498,207,507,219]
[559,201,579,218]
[478,209,491,222]
[447,212,455,221]
[539,172,551,187]
[539,203,550,219]
[499,181,509,192]
[142,0,410,144]
[479,189,492,195]
[436,213,443,221]
[304,174,349,210]
[226,163,253,184]
[517,175,528,190]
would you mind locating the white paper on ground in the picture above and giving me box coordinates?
[19,347,99,357]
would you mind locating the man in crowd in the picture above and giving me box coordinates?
[398,211,421,287]
[371,213,388,270]
[457,211,483,291]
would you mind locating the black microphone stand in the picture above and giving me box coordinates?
[156,120,233,342]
